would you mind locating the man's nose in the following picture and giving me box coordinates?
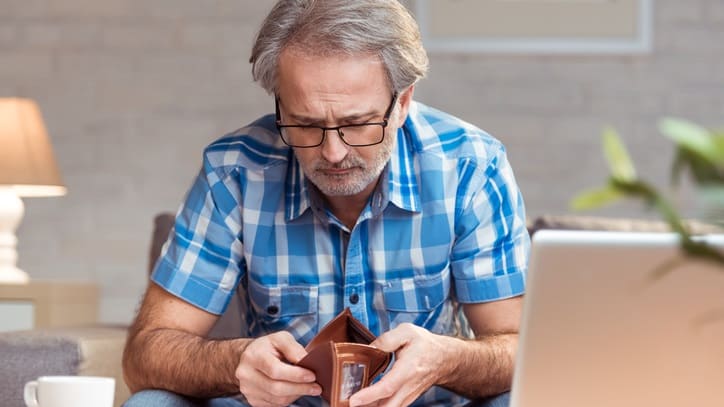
[320,129,349,163]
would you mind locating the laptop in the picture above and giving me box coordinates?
[511,230,724,407]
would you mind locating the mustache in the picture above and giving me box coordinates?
[314,157,365,171]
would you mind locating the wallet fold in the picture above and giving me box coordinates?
[297,308,391,407]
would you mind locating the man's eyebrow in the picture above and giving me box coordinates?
[286,109,380,125]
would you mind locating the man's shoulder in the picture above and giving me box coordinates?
[405,101,505,164]
[202,114,291,174]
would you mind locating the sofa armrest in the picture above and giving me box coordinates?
[0,326,129,407]
[529,215,724,236]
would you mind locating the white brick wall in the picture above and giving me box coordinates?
[2,0,722,323]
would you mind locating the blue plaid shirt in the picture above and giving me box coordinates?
[152,101,530,406]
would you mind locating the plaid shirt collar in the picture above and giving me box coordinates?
[284,122,422,222]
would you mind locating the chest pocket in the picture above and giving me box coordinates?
[381,266,451,329]
[248,277,319,337]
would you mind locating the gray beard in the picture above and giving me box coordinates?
[301,132,395,197]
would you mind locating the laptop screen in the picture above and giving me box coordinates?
[511,230,724,407]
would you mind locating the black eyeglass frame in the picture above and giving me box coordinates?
[275,93,399,148]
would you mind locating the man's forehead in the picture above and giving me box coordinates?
[278,48,387,80]
[276,48,391,104]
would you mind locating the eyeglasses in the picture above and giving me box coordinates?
[275,93,398,148]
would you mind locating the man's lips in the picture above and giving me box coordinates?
[318,167,357,176]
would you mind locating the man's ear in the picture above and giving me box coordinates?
[393,85,415,127]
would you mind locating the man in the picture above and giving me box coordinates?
[122,1,529,406]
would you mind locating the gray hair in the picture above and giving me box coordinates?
[250,0,429,95]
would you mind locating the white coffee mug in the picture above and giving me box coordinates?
[24,376,115,407]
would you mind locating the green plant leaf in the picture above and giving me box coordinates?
[711,136,724,179]
[570,185,625,210]
[609,178,691,237]
[670,149,687,187]
[576,122,724,271]
[712,134,724,162]
[651,190,690,237]
[659,118,720,164]
[682,239,724,263]
[671,148,724,184]
[602,127,637,182]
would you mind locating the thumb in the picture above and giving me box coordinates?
[370,328,407,353]
[270,331,308,364]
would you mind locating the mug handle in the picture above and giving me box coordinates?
[23,380,39,407]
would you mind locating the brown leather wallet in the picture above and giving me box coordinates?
[297,308,391,407]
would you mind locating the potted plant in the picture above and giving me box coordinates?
[571,118,724,264]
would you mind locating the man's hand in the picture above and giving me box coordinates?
[235,331,322,407]
[348,323,459,407]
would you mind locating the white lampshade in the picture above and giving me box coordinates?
[0,98,66,196]
[0,98,66,284]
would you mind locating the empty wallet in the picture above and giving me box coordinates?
[297,308,392,407]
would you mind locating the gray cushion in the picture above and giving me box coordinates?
[0,334,79,407]
[0,327,128,407]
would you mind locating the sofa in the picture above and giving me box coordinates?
[1,213,720,407]
[0,213,242,407]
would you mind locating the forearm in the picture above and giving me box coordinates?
[438,333,517,399]
[123,327,252,397]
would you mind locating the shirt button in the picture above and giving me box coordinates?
[267,305,279,315]
[349,293,359,304]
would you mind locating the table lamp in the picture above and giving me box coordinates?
[0,98,66,284]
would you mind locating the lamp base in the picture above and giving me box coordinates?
[0,265,29,284]
[0,188,27,284]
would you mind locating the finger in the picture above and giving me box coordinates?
[239,376,321,406]
[237,364,322,406]
[359,374,426,407]
[257,351,317,384]
[237,336,320,401]
[255,332,318,384]
[349,374,398,407]
[369,324,412,352]
[254,373,323,400]
[350,353,426,407]
[377,382,426,407]
[270,331,310,364]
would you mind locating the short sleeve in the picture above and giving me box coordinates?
[151,153,244,315]
[451,145,530,303]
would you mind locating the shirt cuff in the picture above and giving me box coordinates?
[455,270,526,303]
[151,258,232,315]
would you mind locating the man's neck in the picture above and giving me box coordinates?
[324,179,380,230]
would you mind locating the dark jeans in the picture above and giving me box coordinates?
[123,389,511,407]
[464,392,510,407]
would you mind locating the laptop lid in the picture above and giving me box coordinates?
[511,230,724,407]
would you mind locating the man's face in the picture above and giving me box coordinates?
[275,49,409,198]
